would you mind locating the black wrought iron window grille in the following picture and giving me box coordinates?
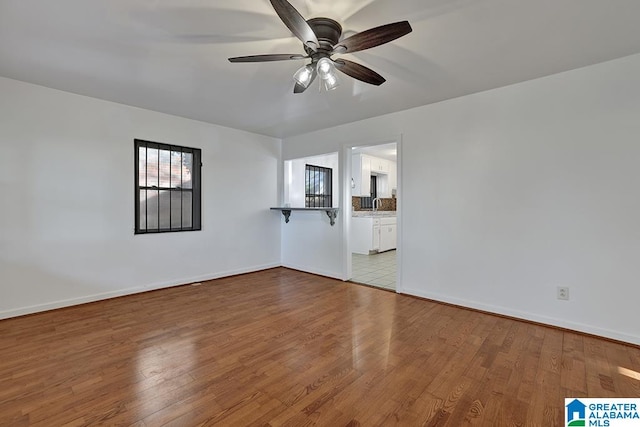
[360,175,377,209]
[305,164,332,208]
[135,139,202,234]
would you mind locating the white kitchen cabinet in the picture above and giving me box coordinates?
[352,217,379,254]
[351,216,396,254]
[351,154,371,196]
[379,218,397,252]
[372,224,380,252]
[370,156,390,174]
[376,174,391,198]
[388,161,397,196]
[372,159,396,198]
[352,153,397,198]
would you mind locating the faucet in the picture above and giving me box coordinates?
[372,197,382,212]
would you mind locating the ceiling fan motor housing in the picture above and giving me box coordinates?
[305,18,342,61]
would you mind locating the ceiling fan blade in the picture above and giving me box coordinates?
[294,67,317,93]
[334,59,386,86]
[333,21,412,54]
[270,0,319,51]
[228,54,307,63]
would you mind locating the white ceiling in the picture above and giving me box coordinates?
[1,0,640,138]
[353,142,397,162]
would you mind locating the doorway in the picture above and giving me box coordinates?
[347,141,398,291]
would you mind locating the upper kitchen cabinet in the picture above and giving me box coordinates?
[352,153,397,197]
[370,156,390,174]
[388,160,397,196]
[352,154,371,197]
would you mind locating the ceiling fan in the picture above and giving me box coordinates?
[228,0,412,93]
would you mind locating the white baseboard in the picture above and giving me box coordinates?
[0,286,147,320]
[401,287,640,346]
[0,262,281,320]
[5,266,636,347]
[140,262,281,292]
[281,263,343,280]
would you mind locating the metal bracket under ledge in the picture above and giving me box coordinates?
[270,207,339,226]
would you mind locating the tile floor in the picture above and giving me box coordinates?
[351,250,397,290]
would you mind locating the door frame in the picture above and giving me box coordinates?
[341,134,403,292]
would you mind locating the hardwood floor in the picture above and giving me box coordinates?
[1,268,638,426]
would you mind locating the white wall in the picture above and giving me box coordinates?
[284,153,339,207]
[279,209,345,279]
[280,152,344,279]
[0,76,282,318]
[282,53,640,345]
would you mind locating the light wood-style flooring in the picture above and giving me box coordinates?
[1,268,639,426]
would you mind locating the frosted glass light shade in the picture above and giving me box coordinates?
[316,57,339,90]
[321,72,340,91]
[293,64,314,88]
[317,58,334,79]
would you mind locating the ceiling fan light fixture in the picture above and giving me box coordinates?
[316,57,334,79]
[316,57,340,91]
[293,64,314,88]
[321,71,340,91]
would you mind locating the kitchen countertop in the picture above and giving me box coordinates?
[353,211,396,218]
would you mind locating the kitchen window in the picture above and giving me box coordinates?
[305,164,332,208]
[360,175,377,209]
[135,139,201,234]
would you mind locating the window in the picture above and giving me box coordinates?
[305,164,332,208]
[360,176,377,209]
[135,139,201,234]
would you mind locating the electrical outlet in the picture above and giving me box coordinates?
[557,286,569,300]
